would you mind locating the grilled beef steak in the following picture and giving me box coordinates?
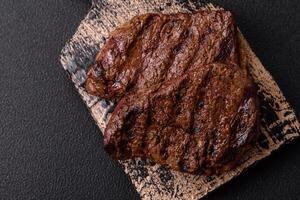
[85,10,260,174]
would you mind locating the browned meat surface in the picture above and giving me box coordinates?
[85,10,260,174]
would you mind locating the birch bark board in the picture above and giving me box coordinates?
[60,0,300,199]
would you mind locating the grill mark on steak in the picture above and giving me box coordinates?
[110,15,160,97]
[122,16,168,93]
[86,10,260,174]
[85,14,155,98]
[134,16,192,92]
[206,129,218,166]
[183,66,215,171]
[190,64,214,138]
[125,16,156,56]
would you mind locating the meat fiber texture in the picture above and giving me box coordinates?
[85,10,260,174]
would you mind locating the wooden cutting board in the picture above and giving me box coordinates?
[60,0,300,199]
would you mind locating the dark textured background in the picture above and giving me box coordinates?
[0,0,300,199]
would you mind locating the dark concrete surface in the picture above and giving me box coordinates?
[0,1,299,199]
